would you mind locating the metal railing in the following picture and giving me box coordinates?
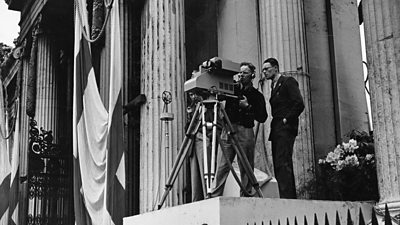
[27,118,73,225]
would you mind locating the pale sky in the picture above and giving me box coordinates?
[0,1,20,47]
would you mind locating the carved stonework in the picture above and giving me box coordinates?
[33,14,49,37]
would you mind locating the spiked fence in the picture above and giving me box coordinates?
[246,204,398,225]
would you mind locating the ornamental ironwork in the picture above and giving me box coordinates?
[28,119,60,156]
[27,118,72,225]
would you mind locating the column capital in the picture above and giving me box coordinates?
[32,14,43,37]
[32,14,54,37]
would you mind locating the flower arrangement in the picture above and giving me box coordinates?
[318,130,379,201]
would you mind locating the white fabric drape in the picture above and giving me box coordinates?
[0,80,11,225]
[0,83,20,225]
[73,0,124,224]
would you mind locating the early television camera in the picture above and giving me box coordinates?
[184,57,240,95]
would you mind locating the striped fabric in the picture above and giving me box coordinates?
[0,79,10,225]
[0,82,19,225]
[8,102,19,225]
[73,0,125,225]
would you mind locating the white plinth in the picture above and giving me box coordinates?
[124,197,373,225]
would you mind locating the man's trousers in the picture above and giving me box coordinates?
[211,124,255,197]
[271,128,297,199]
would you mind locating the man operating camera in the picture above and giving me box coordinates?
[211,62,267,197]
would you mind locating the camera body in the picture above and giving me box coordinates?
[184,57,240,95]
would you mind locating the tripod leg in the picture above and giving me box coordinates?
[254,122,260,143]
[210,101,218,181]
[157,104,202,209]
[204,101,219,197]
[201,104,211,195]
[219,103,264,198]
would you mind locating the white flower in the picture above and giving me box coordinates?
[326,152,335,163]
[349,139,357,147]
[343,142,350,151]
[348,140,359,153]
[334,147,344,155]
[326,151,340,164]
[366,154,374,161]
[345,155,359,166]
[336,160,345,171]
[318,159,325,164]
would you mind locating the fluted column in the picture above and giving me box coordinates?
[34,27,59,142]
[363,0,400,215]
[140,0,186,212]
[259,0,308,72]
[19,54,30,225]
[258,0,315,198]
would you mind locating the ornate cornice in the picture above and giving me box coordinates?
[18,0,48,44]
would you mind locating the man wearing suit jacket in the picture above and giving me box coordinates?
[262,58,304,199]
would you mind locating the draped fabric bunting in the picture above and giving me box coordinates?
[8,101,19,225]
[0,82,20,225]
[73,0,125,224]
[0,80,11,225]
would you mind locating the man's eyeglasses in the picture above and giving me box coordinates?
[262,67,273,73]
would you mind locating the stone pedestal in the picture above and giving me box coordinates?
[124,197,373,225]
[140,0,186,213]
[362,0,400,217]
[258,0,315,198]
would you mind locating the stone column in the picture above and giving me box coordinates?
[362,0,400,215]
[19,52,30,225]
[258,0,315,198]
[140,0,186,212]
[34,25,59,142]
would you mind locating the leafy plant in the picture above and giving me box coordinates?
[0,43,12,64]
[318,130,379,201]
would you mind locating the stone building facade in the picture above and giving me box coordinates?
[2,0,398,223]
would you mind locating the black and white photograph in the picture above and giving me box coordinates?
[0,0,398,224]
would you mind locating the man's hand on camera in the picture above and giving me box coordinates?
[239,95,249,108]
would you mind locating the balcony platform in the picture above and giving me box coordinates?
[124,197,374,225]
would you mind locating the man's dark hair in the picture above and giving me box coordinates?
[240,62,256,74]
[263,58,280,72]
